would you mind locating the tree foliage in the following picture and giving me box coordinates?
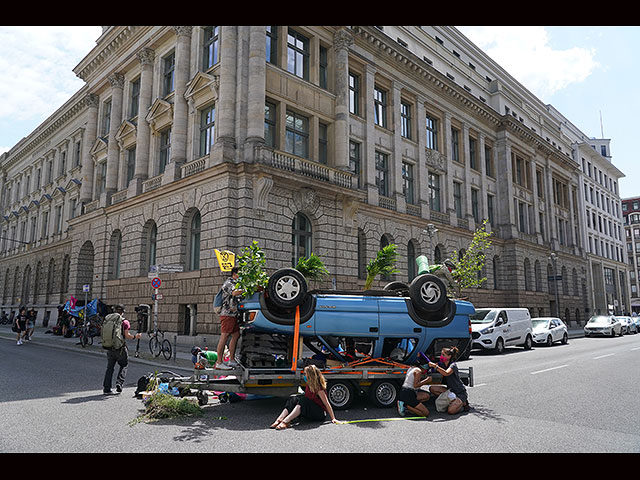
[296,252,330,281]
[234,241,269,296]
[450,219,493,297]
[365,243,399,290]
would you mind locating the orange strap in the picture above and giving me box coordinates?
[291,305,300,372]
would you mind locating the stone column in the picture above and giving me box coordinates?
[333,28,353,171]
[213,25,237,164]
[245,26,266,162]
[80,93,99,206]
[169,26,192,167]
[105,73,124,197]
[131,47,155,194]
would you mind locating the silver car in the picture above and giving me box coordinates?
[532,317,569,346]
[584,316,622,337]
[616,316,638,334]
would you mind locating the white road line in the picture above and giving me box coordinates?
[593,353,615,360]
[473,383,487,387]
[631,347,640,351]
[530,365,568,375]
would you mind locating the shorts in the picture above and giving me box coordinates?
[219,315,239,334]
[398,387,428,408]
[284,394,326,421]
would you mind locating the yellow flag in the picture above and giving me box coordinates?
[215,249,235,272]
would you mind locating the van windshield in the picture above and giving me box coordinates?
[470,309,496,324]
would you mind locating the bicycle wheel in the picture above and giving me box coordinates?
[161,339,172,360]
[149,335,161,357]
[80,331,88,348]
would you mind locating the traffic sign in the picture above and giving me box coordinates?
[83,284,90,293]
[151,277,162,289]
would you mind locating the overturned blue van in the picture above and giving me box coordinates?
[237,268,474,365]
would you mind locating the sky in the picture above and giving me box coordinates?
[0,25,638,198]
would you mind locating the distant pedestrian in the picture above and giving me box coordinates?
[102,304,142,395]
[215,267,244,370]
[14,307,28,345]
[25,308,36,341]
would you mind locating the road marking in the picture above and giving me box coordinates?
[473,383,487,387]
[631,347,640,351]
[593,353,615,360]
[530,365,568,375]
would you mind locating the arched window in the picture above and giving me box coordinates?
[148,223,157,272]
[357,228,367,280]
[407,240,417,281]
[434,245,442,264]
[292,213,312,266]
[188,211,201,271]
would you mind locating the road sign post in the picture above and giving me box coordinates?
[151,277,161,333]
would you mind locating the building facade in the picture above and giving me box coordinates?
[622,196,640,313]
[0,26,629,334]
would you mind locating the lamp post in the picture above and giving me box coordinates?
[549,252,561,318]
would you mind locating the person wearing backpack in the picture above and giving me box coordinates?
[102,304,142,395]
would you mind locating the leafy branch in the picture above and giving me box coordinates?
[295,253,330,282]
[450,219,493,296]
[365,244,399,290]
[234,241,269,297]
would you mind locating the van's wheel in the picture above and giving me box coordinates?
[368,380,399,408]
[327,380,355,410]
[267,268,308,309]
[523,334,533,350]
[383,281,409,292]
[494,337,505,354]
[409,274,447,312]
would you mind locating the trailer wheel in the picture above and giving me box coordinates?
[327,380,355,410]
[368,379,399,408]
[267,268,308,309]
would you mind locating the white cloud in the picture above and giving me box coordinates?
[457,26,599,100]
[0,26,102,122]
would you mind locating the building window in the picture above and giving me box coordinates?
[349,72,360,115]
[101,100,111,136]
[292,212,312,267]
[401,101,412,139]
[349,141,361,189]
[451,127,460,163]
[487,194,495,227]
[428,172,441,212]
[319,45,328,89]
[426,114,438,150]
[453,181,462,218]
[285,110,309,158]
[202,26,220,70]
[318,122,328,164]
[469,137,477,170]
[148,223,157,272]
[485,145,493,177]
[129,78,140,119]
[126,147,136,185]
[200,105,215,156]
[287,29,309,80]
[264,101,276,148]
[266,26,278,65]
[159,128,171,174]
[163,52,175,97]
[375,151,389,197]
[402,162,414,205]
[374,86,387,128]
[471,188,479,223]
[188,211,201,271]
[54,205,63,234]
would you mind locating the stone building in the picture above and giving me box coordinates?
[0,26,629,334]
[622,196,640,313]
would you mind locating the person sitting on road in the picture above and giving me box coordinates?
[428,346,470,414]
[270,364,342,429]
[397,362,432,417]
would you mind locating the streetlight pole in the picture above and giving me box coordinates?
[549,252,561,319]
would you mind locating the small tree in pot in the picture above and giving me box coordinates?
[234,241,269,297]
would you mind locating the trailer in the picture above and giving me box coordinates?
[168,347,474,409]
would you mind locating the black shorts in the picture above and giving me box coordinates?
[398,387,426,408]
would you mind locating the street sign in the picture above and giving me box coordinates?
[152,293,163,301]
[156,264,184,273]
[151,277,162,289]
[83,284,90,293]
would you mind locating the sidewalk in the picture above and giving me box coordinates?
[0,324,212,372]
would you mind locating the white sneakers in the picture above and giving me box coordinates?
[214,360,239,370]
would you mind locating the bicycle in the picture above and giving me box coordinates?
[149,329,172,360]
[78,315,101,348]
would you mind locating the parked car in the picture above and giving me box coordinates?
[237,268,474,365]
[470,308,533,354]
[616,316,636,334]
[633,316,640,333]
[584,316,622,337]
[531,317,569,346]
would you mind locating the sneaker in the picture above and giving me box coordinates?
[17,340,22,345]
[103,389,113,395]
[215,362,232,370]
[397,401,406,417]
[227,360,239,368]
[115,385,122,393]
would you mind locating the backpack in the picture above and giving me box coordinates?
[213,288,223,314]
[101,313,125,350]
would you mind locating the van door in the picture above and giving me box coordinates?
[496,310,513,345]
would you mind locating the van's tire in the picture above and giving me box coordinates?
[409,274,447,312]
[267,268,308,309]
[494,337,505,354]
[383,281,409,292]
[523,334,533,350]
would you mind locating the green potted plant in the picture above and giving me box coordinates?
[295,253,330,282]
[364,244,399,290]
[234,241,269,297]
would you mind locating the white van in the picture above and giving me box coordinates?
[470,308,533,354]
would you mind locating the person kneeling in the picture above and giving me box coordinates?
[397,363,432,417]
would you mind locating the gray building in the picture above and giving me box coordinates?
[0,26,628,334]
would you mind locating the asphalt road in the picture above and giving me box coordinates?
[1,332,639,453]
